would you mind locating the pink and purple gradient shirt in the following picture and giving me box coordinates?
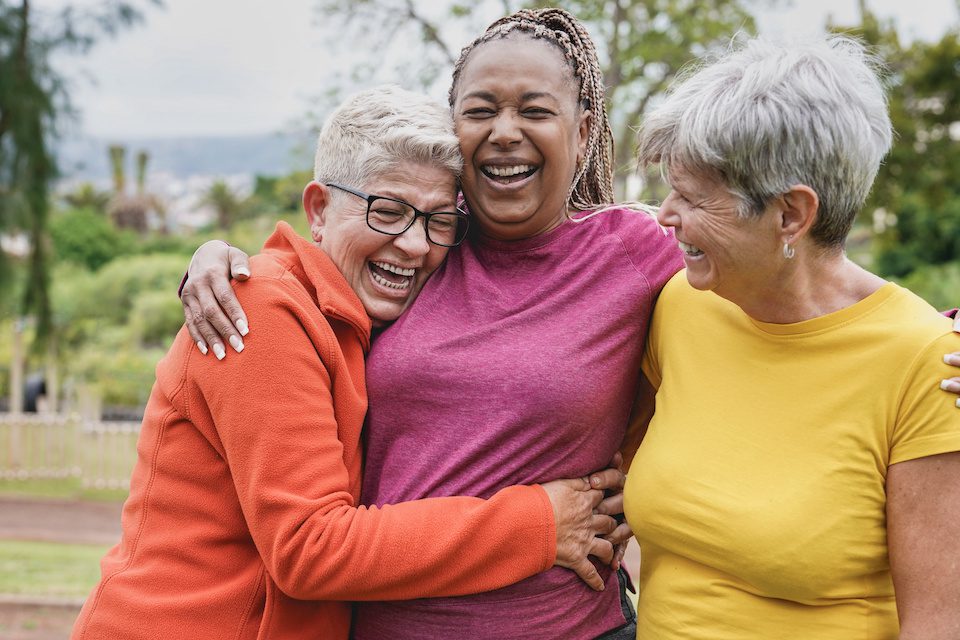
[353,208,683,640]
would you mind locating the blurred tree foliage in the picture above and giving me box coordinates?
[0,0,161,344]
[49,208,135,271]
[312,0,782,198]
[836,11,960,277]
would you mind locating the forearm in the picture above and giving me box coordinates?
[267,485,554,601]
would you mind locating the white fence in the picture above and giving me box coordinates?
[0,413,140,490]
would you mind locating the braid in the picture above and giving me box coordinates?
[449,8,615,212]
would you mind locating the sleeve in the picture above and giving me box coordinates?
[639,275,679,390]
[189,277,556,601]
[890,332,960,465]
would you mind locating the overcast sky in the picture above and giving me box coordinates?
[37,0,960,139]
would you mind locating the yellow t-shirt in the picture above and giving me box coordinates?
[625,273,960,640]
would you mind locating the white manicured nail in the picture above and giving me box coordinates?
[236,318,249,336]
[213,343,226,360]
[229,335,244,353]
[197,341,208,355]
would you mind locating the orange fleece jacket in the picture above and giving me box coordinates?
[72,222,556,640]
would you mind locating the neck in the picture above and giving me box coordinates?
[474,208,571,242]
[731,252,887,324]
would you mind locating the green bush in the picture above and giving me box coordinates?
[897,262,960,312]
[49,208,136,270]
[129,290,185,348]
[87,254,190,326]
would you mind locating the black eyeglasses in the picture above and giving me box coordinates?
[326,183,470,247]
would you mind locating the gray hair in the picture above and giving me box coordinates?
[313,85,462,192]
[636,35,893,248]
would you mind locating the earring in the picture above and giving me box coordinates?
[783,242,796,260]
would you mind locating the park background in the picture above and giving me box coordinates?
[1,0,958,637]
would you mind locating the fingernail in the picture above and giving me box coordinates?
[236,267,250,277]
[229,335,244,353]
[956,398,960,409]
[236,318,249,336]
[213,343,226,360]
[197,340,208,355]
[591,476,600,487]
[945,354,960,366]
[941,379,960,393]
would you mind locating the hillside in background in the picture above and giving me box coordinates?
[56,131,316,182]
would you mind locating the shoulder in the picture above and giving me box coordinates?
[873,285,958,353]
[574,205,684,286]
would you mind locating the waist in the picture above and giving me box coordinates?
[353,566,625,640]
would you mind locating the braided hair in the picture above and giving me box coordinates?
[448,8,615,213]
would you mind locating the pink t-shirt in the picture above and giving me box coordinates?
[354,208,683,640]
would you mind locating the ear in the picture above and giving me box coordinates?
[576,109,591,166]
[777,184,819,244]
[302,181,330,243]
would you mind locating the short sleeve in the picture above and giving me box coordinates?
[639,274,685,390]
[890,332,960,465]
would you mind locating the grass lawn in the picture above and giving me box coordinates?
[0,478,127,503]
[0,540,108,598]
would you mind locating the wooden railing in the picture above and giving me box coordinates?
[0,413,140,490]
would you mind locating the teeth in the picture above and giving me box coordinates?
[371,271,411,290]
[372,261,415,276]
[484,164,533,177]
[678,241,703,256]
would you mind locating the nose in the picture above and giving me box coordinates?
[657,191,681,228]
[393,217,431,257]
[488,111,523,147]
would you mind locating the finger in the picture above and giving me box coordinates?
[588,467,626,491]
[941,378,960,395]
[181,293,208,354]
[570,558,605,592]
[185,294,228,360]
[591,514,618,536]
[953,313,959,333]
[212,280,249,337]
[608,451,623,471]
[603,522,634,547]
[595,492,623,516]
[203,299,245,355]
[228,247,252,281]
[613,544,630,573]
[589,536,615,566]
[945,352,960,367]
[194,282,244,355]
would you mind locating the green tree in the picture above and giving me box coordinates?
[202,179,246,230]
[831,4,960,277]
[313,0,778,197]
[49,207,134,271]
[62,182,111,213]
[0,0,161,341]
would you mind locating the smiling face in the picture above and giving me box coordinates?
[452,35,590,241]
[657,165,784,302]
[304,162,456,326]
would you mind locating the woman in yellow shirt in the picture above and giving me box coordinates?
[628,35,960,639]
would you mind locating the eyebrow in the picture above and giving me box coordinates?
[460,90,559,103]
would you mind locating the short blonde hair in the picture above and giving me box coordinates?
[313,85,462,190]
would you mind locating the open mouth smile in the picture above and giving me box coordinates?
[480,163,538,184]
[368,260,416,291]
[678,240,704,257]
